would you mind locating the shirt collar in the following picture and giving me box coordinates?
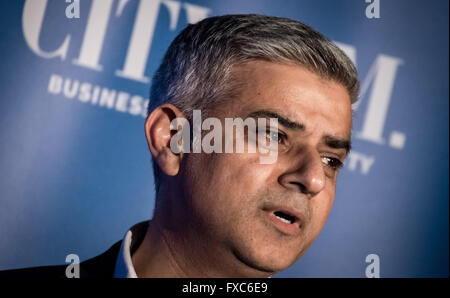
[114,221,149,278]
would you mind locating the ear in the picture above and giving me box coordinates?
[145,104,185,176]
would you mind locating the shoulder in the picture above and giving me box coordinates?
[0,264,67,278]
[0,240,122,278]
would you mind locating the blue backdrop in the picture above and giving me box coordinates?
[0,0,448,277]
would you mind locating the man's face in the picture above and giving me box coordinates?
[178,61,352,275]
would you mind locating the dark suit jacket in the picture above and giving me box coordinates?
[0,240,122,278]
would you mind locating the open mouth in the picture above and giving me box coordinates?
[263,208,302,235]
[273,211,296,224]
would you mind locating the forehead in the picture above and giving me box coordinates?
[228,60,352,138]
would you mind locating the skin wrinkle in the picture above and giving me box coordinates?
[154,220,188,277]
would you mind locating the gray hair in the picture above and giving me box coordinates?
[148,14,359,193]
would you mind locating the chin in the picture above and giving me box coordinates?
[248,256,297,275]
[233,241,301,275]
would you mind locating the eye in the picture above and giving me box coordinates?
[265,129,284,143]
[321,156,343,171]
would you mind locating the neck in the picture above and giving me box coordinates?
[131,192,272,277]
[131,219,188,277]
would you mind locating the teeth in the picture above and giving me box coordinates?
[275,215,292,224]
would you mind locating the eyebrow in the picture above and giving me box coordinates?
[247,110,305,130]
[323,136,351,154]
[247,109,351,154]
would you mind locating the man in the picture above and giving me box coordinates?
[1,14,358,278]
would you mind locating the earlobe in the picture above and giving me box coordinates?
[145,104,184,176]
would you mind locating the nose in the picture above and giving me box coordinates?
[278,148,325,196]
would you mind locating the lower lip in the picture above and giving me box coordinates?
[265,211,300,235]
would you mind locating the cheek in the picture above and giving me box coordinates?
[204,152,273,193]
[308,188,335,235]
[185,153,275,219]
